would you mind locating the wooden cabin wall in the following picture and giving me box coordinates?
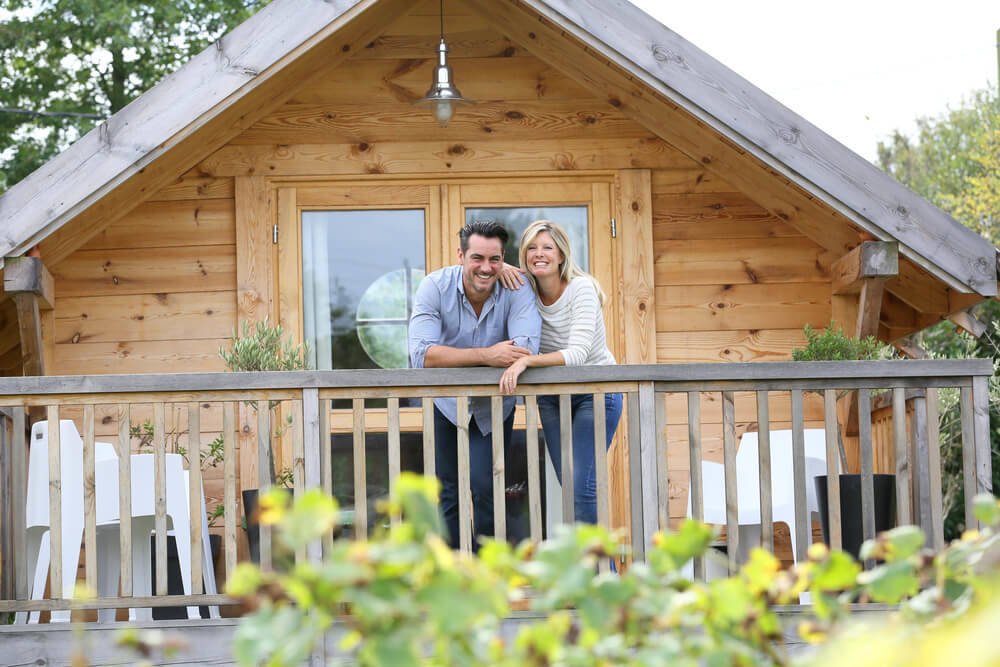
[42,0,833,552]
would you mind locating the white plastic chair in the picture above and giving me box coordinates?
[94,453,220,621]
[686,429,836,571]
[20,420,118,624]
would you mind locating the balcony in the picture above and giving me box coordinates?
[0,359,992,629]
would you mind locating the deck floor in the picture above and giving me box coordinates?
[1,605,892,665]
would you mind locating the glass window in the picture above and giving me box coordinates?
[301,209,425,370]
[464,206,589,271]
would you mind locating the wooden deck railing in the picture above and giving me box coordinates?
[0,359,993,618]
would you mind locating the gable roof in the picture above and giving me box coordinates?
[1,0,995,298]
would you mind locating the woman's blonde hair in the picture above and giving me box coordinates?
[518,220,606,306]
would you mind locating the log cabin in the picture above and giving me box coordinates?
[0,0,996,655]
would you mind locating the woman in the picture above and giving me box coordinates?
[498,220,622,525]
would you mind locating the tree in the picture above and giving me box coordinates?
[0,0,270,192]
[878,87,1000,538]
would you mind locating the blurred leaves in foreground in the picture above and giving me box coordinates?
[225,475,1000,666]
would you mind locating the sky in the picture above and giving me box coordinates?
[630,0,999,162]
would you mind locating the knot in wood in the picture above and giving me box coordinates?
[894,205,908,218]
[448,144,467,155]
[651,45,683,66]
[631,201,639,212]
[776,127,800,144]
[505,110,524,120]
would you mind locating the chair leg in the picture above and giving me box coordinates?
[129,520,154,623]
[18,529,46,624]
[96,528,121,623]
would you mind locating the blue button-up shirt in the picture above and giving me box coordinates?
[409,265,541,434]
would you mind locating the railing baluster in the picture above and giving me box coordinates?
[911,393,931,536]
[387,398,401,509]
[257,405,272,571]
[925,388,944,550]
[960,386,976,531]
[83,405,97,593]
[756,391,773,552]
[687,391,704,580]
[593,392,609,573]
[422,398,435,479]
[491,396,506,541]
[387,397,401,529]
[154,402,168,596]
[525,395,543,543]
[319,398,333,557]
[638,383,659,548]
[302,389,323,564]
[47,405,63,604]
[223,402,237,579]
[292,398,305,564]
[722,391,738,574]
[188,402,203,596]
[790,389,809,565]
[456,397,472,553]
[654,390,669,533]
[973,376,993,527]
[118,404,133,597]
[627,391,643,561]
[823,390,842,551]
[559,394,574,524]
[892,388,911,526]
[352,398,367,540]
[858,389,876,568]
[13,409,27,609]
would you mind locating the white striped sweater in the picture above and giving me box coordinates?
[537,276,617,367]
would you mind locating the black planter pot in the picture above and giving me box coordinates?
[243,488,291,564]
[814,474,896,560]
[149,535,217,620]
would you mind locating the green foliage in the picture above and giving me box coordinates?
[219,317,310,374]
[791,322,889,362]
[0,0,271,192]
[227,474,1000,666]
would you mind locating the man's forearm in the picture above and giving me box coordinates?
[423,344,485,368]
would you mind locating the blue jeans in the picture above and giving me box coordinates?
[434,407,514,550]
[537,393,623,525]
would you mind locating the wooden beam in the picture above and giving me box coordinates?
[12,0,413,267]
[893,336,926,359]
[856,279,887,340]
[3,257,54,310]
[830,242,898,295]
[948,309,988,338]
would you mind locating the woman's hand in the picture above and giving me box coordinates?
[499,358,528,395]
[498,262,526,290]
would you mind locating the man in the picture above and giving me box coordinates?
[409,221,541,549]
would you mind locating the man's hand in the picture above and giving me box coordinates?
[481,340,531,367]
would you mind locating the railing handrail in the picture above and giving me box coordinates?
[0,359,991,398]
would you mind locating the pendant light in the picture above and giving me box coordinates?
[415,0,471,127]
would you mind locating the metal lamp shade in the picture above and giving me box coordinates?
[415,39,471,127]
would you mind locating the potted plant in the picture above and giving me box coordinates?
[218,317,310,563]
[791,321,897,558]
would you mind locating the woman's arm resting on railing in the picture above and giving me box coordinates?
[499,351,566,394]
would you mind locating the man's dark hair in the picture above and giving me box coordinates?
[459,220,508,253]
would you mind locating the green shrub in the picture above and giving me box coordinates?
[791,322,889,362]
